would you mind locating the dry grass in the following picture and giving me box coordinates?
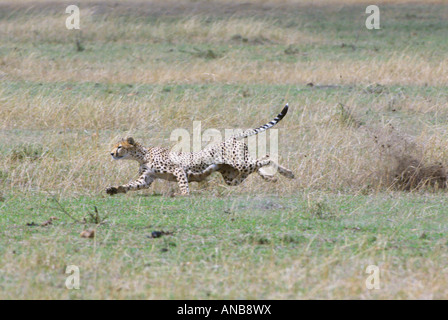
[2,89,448,195]
[2,247,447,299]
[3,53,448,86]
[0,13,316,45]
[2,0,448,300]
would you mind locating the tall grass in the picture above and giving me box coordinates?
[2,0,448,301]
[2,85,448,195]
[1,0,448,196]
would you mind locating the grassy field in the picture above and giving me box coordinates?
[1,0,448,299]
[2,193,448,299]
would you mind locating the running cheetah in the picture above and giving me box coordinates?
[106,104,294,196]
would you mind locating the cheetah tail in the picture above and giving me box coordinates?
[232,103,289,140]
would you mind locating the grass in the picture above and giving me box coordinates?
[1,192,448,299]
[1,0,448,299]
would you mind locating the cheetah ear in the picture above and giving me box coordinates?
[126,137,135,145]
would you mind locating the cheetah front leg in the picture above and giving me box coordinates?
[188,164,221,182]
[106,173,154,195]
[173,167,190,196]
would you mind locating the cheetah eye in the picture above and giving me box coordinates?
[117,145,122,150]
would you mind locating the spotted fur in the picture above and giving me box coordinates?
[106,104,294,196]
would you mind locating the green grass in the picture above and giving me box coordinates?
[1,192,448,299]
[2,0,448,299]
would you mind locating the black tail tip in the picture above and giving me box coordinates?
[282,103,289,115]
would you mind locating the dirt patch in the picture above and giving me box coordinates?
[390,156,446,191]
[368,123,447,191]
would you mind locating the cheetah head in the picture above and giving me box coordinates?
[110,137,138,160]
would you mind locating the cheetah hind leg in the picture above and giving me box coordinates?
[224,172,250,186]
[218,164,247,186]
[256,156,295,179]
[257,168,278,182]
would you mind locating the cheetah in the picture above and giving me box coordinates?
[106,104,294,196]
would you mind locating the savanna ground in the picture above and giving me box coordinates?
[1,0,448,299]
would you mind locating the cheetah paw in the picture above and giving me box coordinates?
[106,186,118,195]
